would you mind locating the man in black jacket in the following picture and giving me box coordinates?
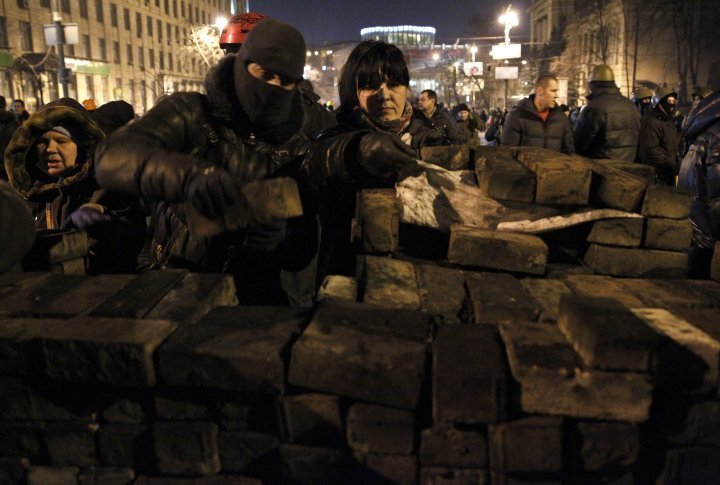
[574,64,640,161]
[639,86,680,185]
[415,89,462,144]
[500,74,574,154]
[678,90,720,277]
[96,19,320,305]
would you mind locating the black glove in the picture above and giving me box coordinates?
[65,205,112,230]
[185,166,239,219]
[244,220,288,253]
[416,129,446,147]
[357,132,418,178]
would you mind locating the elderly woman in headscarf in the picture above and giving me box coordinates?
[302,40,438,277]
[4,98,145,274]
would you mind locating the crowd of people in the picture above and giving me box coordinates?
[1,14,718,302]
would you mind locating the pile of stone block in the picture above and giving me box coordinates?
[21,230,89,274]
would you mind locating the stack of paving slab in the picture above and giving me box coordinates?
[1,144,719,484]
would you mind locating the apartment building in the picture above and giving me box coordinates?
[0,0,230,114]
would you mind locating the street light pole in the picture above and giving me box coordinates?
[52,0,68,98]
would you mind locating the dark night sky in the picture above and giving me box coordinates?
[249,0,531,46]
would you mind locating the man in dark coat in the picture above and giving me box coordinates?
[501,74,574,154]
[415,89,462,144]
[678,90,720,277]
[0,180,34,273]
[638,86,680,185]
[574,64,640,161]
[95,19,320,305]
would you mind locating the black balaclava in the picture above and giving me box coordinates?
[659,97,675,118]
[234,19,306,130]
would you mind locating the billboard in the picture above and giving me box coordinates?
[463,62,483,77]
[490,43,521,60]
[495,66,519,80]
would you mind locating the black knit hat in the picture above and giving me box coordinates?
[456,103,470,112]
[235,18,306,81]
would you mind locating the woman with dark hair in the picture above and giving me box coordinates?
[303,40,433,276]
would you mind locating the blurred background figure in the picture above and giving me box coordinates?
[12,99,30,123]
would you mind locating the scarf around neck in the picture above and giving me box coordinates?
[358,101,413,135]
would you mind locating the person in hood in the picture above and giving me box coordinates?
[4,97,146,274]
[95,19,321,305]
[678,90,720,278]
[573,64,640,161]
[501,74,574,154]
[638,86,681,185]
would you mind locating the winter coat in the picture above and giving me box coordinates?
[90,100,135,135]
[678,91,720,249]
[414,106,463,145]
[4,102,146,274]
[0,111,19,180]
[639,107,680,185]
[95,55,317,305]
[500,96,575,154]
[0,180,34,273]
[574,83,641,161]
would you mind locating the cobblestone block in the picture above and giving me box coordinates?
[356,189,401,254]
[279,444,350,485]
[44,422,98,466]
[521,158,591,205]
[420,467,488,484]
[420,425,487,468]
[134,476,260,484]
[316,275,357,302]
[90,270,187,319]
[0,421,44,457]
[0,274,86,317]
[49,257,86,274]
[433,324,509,424]
[25,466,79,485]
[594,159,655,183]
[22,230,88,267]
[152,421,220,476]
[489,416,563,474]
[520,278,572,322]
[641,185,692,219]
[102,398,146,424]
[77,466,135,485]
[449,225,548,275]
[288,302,428,410]
[421,145,471,170]
[664,401,720,447]
[0,457,30,484]
[589,161,648,212]
[644,217,692,251]
[33,316,177,387]
[713,241,720,282]
[558,295,659,371]
[478,157,536,202]
[466,272,539,324]
[575,421,639,471]
[346,403,414,454]
[561,274,644,308]
[0,272,51,305]
[353,453,417,485]
[97,424,149,467]
[632,308,720,393]
[670,307,720,342]
[361,255,420,310]
[158,306,308,394]
[277,394,343,445]
[584,244,687,278]
[586,218,643,248]
[0,377,94,420]
[616,279,717,310]
[217,431,279,473]
[416,263,467,324]
[35,275,136,318]
[0,318,60,375]
[499,322,653,422]
[146,273,238,323]
[154,395,211,420]
[473,145,516,172]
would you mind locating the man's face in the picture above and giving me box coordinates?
[35,130,78,176]
[358,79,408,122]
[418,92,436,115]
[247,62,297,91]
[458,110,470,121]
[12,102,24,114]
[535,80,559,111]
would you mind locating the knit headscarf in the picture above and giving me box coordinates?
[356,101,414,135]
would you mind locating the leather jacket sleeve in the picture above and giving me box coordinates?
[300,127,368,190]
[573,106,601,155]
[95,93,210,201]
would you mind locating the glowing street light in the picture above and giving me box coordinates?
[498,5,519,44]
[470,45,478,62]
[215,15,228,32]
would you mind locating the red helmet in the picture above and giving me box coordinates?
[219,12,269,52]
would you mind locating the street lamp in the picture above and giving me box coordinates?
[498,5,519,45]
[215,16,228,33]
